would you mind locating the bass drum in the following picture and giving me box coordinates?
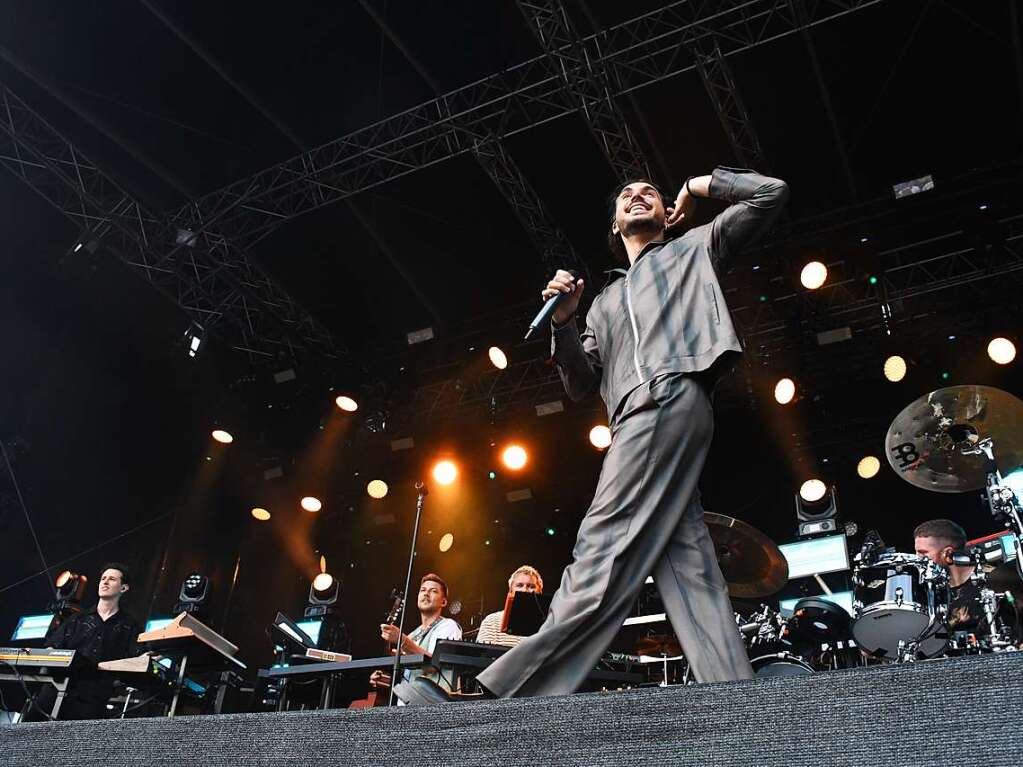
[750,652,815,678]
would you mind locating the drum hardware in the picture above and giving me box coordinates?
[851,553,950,660]
[882,386,1023,658]
[749,652,814,678]
[786,597,852,648]
[886,385,1023,581]
[736,605,786,648]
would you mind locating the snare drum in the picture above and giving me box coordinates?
[852,553,949,658]
[750,652,815,678]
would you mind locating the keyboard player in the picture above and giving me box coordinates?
[27,563,141,720]
[477,565,544,648]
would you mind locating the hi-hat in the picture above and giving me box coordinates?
[885,386,1023,493]
[704,512,789,598]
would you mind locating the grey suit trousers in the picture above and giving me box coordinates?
[476,373,754,698]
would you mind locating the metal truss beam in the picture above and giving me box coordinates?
[730,212,1023,348]
[517,0,651,182]
[358,2,585,278]
[170,0,884,249]
[471,137,586,276]
[0,82,340,361]
[384,205,1023,424]
[690,38,769,168]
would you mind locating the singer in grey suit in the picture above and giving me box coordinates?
[476,167,789,698]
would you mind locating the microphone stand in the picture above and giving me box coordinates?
[389,481,428,706]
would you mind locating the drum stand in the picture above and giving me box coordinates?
[964,438,1023,582]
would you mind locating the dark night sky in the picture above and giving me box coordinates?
[1,1,1022,667]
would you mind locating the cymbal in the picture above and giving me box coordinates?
[704,512,789,598]
[635,634,682,657]
[885,386,1023,493]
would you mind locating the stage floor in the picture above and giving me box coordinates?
[3,652,1022,766]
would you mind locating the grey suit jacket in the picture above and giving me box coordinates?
[551,166,789,426]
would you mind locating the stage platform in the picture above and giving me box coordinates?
[3,652,1021,766]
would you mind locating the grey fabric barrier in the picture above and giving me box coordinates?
[3,653,1021,766]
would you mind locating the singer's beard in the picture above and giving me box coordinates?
[620,216,663,238]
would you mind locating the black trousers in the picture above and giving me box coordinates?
[477,373,753,697]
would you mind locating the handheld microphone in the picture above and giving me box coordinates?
[524,272,578,340]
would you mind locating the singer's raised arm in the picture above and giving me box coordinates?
[551,313,602,402]
[703,167,789,265]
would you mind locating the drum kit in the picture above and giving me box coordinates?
[635,385,1023,682]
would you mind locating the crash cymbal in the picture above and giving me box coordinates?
[885,386,1023,493]
[704,512,789,598]
[635,634,682,657]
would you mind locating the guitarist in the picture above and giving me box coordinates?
[370,573,462,704]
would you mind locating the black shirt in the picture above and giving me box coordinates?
[948,579,987,633]
[39,605,141,719]
[46,606,140,665]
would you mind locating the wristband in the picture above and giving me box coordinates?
[684,175,695,196]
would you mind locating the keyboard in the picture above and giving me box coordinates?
[0,647,75,669]
[257,653,426,679]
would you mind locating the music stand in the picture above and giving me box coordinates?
[504,592,553,637]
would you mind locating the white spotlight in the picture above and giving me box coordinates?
[800,261,828,290]
[883,355,907,382]
[857,456,881,479]
[488,347,508,370]
[799,479,827,503]
[774,378,796,405]
[988,337,1016,365]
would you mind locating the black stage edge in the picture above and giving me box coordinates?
[4,653,1022,766]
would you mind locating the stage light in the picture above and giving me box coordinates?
[174,572,210,614]
[335,395,359,412]
[308,557,340,613]
[439,533,454,552]
[211,429,234,444]
[182,320,205,358]
[367,480,388,499]
[883,355,907,382]
[799,479,828,503]
[48,570,87,616]
[868,275,878,285]
[488,346,508,370]
[251,507,271,521]
[488,471,497,480]
[988,337,1016,365]
[483,539,491,546]
[774,378,796,405]
[501,445,528,470]
[432,460,458,486]
[589,425,612,450]
[800,261,828,290]
[301,496,322,512]
[795,482,839,538]
[545,527,556,536]
[54,571,86,602]
[312,573,334,592]
[857,456,881,479]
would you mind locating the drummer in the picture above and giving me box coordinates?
[913,519,986,631]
